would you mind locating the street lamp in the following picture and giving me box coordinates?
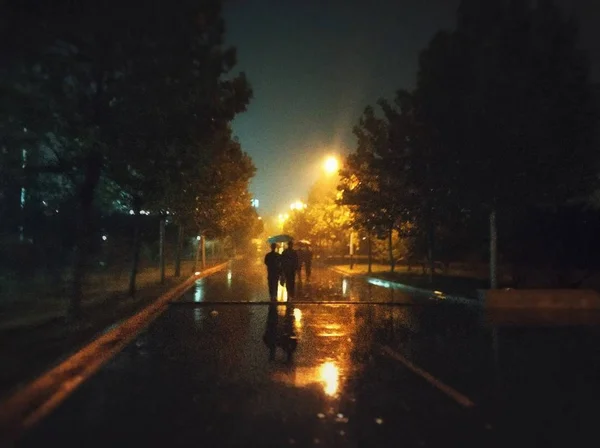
[290,200,306,211]
[323,155,339,175]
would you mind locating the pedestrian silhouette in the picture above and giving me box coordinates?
[296,246,303,283]
[304,246,313,281]
[264,243,281,301]
[281,241,299,299]
[262,304,297,363]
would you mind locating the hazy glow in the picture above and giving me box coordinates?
[368,278,391,289]
[323,156,339,175]
[102,235,107,241]
[319,361,340,396]
[194,279,204,302]
[290,200,306,210]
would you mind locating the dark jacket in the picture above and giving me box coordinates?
[264,251,281,276]
[281,248,299,273]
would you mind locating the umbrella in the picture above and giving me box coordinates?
[267,234,294,244]
[297,239,312,247]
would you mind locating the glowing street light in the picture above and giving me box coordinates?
[290,200,306,211]
[323,155,339,175]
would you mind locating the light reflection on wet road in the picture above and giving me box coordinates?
[19,258,600,447]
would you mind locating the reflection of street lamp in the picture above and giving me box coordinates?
[323,155,339,175]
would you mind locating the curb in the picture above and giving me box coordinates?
[0,262,228,443]
[328,266,479,307]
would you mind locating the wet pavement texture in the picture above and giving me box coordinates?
[19,259,600,447]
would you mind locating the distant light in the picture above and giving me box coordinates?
[194,271,201,275]
[42,201,47,206]
[196,235,201,241]
[129,210,135,215]
[323,156,339,175]
[102,235,107,241]
[290,200,306,211]
[258,216,262,220]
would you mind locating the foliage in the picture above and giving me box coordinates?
[0,0,256,313]
[417,0,598,213]
[284,177,352,253]
[338,0,599,277]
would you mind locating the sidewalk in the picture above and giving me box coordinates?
[0,260,219,332]
[0,260,227,398]
[329,263,487,305]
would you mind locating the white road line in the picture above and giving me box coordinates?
[380,345,475,408]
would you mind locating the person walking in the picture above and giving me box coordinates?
[264,243,281,301]
[281,241,299,299]
[297,246,305,283]
[304,245,313,281]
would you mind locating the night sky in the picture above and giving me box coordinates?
[224,0,600,217]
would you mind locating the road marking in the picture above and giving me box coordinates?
[0,263,228,444]
[380,345,475,408]
[170,300,423,306]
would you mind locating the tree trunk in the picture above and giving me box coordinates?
[69,153,102,320]
[349,231,354,270]
[128,196,142,297]
[159,217,166,284]
[174,223,184,277]
[201,235,206,269]
[367,232,373,274]
[388,226,395,273]
[193,233,201,272]
[428,218,435,285]
[490,209,498,289]
[19,149,27,242]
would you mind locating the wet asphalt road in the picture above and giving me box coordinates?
[18,258,600,447]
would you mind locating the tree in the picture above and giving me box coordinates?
[283,177,352,256]
[416,0,599,287]
[0,0,254,315]
[339,100,417,272]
